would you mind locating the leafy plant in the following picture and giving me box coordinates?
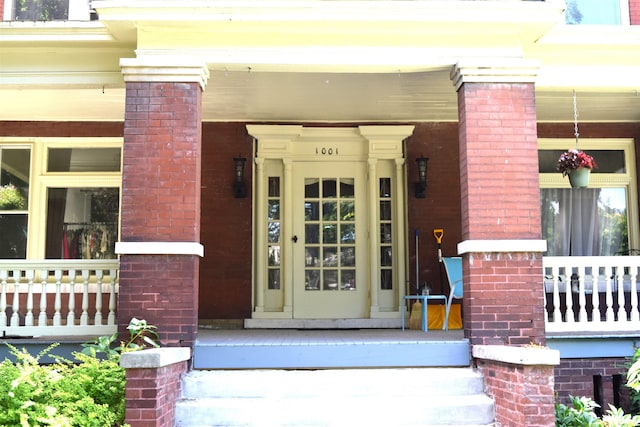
[0,344,124,427]
[557,149,598,177]
[556,395,640,426]
[81,317,159,358]
[0,184,27,210]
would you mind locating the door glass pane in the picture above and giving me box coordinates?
[268,200,280,220]
[380,201,391,220]
[306,270,320,290]
[268,246,280,266]
[305,179,319,198]
[0,214,28,258]
[268,222,280,243]
[304,175,356,291]
[268,177,280,197]
[45,187,119,259]
[379,178,391,198]
[322,179,337,198]
[340,179,354,198]
[268,269,280,290]
[381,270,393,290]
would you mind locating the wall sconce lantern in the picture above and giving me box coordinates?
[234,157,247,198]
[415,156,429,199]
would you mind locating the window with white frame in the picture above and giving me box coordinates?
[4,0,90,21]
[0,138,122,260]
[565,0,630,25]
[538,139,638,256]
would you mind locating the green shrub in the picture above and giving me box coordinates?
[0,318,159,427]
[0,344,124,427]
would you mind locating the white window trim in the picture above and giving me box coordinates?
[538,137,638,253]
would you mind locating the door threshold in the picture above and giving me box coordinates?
[244,318,400,329]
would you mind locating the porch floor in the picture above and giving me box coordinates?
[193,328,469,370]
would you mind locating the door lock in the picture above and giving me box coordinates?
[292,235,298,243]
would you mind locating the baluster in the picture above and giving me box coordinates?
[615,264,626,323]
[552,265,562,323]
[80,269,90,326]
[591,263,600,323]
[578,265,588,323]
[38,269,48,327]
[0,269,7,327]
[107,268,116,325]
[605,265,615,323]
[11,270,21,327]
[630,265,639,322]
[67,270,76,326]
[25,270,34,326]
[53,269,62,326]
[565,266,574,323]
[95,269,103,325]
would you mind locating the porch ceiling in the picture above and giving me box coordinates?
[1,0,640,124]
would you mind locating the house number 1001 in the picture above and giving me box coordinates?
[316,147,339,155]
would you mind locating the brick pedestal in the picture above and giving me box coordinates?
[451,60,547,346]
[117,59,209,348]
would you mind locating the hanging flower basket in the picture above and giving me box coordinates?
[0,184,27,210]
[557,149,597,188]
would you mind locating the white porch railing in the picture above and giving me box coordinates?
[0,260,118,338]
[543,256,640,334]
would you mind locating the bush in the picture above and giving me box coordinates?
[0,344,125,427]
[0,318,159,427]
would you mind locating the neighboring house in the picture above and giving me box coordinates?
[1,0,640,425]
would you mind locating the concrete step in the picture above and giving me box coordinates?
[175,368,495,427]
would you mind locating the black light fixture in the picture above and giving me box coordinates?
[415,156,429,198]
[233,157,247,198]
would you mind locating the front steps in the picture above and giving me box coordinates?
[175,368,495,427]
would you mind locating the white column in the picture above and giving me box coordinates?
[368,159,380,315]
[282,159,293,314]
[254,158,266,312]
[395,158,407,312]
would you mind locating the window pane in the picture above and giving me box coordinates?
[48,148,121,172]
[541,188,628,256]
[268,269,280,290]
[379,178,391,198]
[13,0,69,21]
[268,222,280,243]
[539,149,625,174]
[1,148,30,210]
[0,214,28,258]
[268,177,280,197]
[340,179,354,198]
[322,179,337,198]
[565,0,622,25]
[305,179,319,198]
[45,187,120,259]
[268,246,280,266]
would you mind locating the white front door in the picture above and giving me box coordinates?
[292,161,368,318]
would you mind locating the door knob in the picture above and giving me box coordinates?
[292,235,298,243]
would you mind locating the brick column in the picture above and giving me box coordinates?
[451,59,547,346]
[116,58,209,348]
[630,0,640,25]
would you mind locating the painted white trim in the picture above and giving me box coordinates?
[115,241,204,257]
[457,239,547,255]
[120,57,210,91]
[451,58,540,91]
[473,345,560,366]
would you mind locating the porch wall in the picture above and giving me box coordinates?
[555,357,630,411]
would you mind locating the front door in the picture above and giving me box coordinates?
[292,162,368,318]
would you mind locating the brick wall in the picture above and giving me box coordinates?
[630,0,640,24]
[457,82,540,241]
[124,360,188,427]
[119,81,202,347]
[555,357,630,410]
[478,358,556,426]
[199,123,253,319]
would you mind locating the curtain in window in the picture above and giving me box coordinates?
[541,188,627,256]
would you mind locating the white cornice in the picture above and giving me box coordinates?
[120,57,210,91]
[451,58,541,91]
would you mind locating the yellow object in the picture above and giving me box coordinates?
[428,304,462,330]
[409,301,423,330]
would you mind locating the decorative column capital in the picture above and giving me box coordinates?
[120,56,210,91]
[451,58,540,91]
